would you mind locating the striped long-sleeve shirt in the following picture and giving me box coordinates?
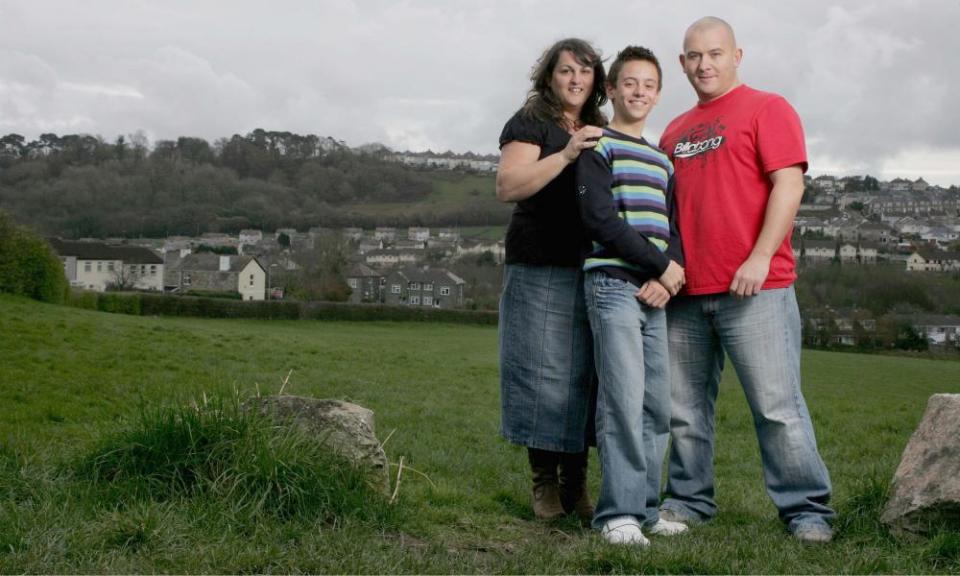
[575,127,683,287]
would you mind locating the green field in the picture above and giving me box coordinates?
[2,293,959,573]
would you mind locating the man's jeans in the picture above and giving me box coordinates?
[661,286,835,529]
[585,272,670,529]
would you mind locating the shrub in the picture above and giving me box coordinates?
[183,289,242,300]
[0,211,68,304]
[96,292,141,315]
[65,289,98,310]
[77,395,393,523]
[301,301,498,325]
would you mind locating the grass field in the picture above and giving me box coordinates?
[1,293,959,573]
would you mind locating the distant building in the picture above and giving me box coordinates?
[910,314,960,347]
[374,227,397,242]
[436,228,461,242]
[796,239,836,260]
[239,229,263,245]
[171,254,266,300]
[50,239,164,292]
[345,263,384,304]
[358,238,384,254]
[198,232,237,249]
[408,227,430,242]
[382,266,466,309]
[163,236,192,254]
[365,249,419,267]
[457,240,506,264]
[892,217,930,236]
[906,249,960,272]
[804,307,876,347]
[857,222,895,244]
[343,227,364,241]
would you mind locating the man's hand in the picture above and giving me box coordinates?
[658,260,685,296]
[729,253,771,298]
[635,279,670,308]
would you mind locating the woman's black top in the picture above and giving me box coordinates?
[499,109,590,267]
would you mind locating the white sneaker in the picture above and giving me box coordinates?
[601,516,649,546]
[647,517,689,536]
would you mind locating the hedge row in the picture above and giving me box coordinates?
[65,291,498,325]
[0,212,68,304]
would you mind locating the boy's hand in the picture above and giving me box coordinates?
[658,260,685,295]
[635,280,670,308]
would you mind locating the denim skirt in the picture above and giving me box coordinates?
[499,264,595,453]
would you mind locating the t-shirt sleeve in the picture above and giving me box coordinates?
[499,111,547,149]
[755,96,808,174]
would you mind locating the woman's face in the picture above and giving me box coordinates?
[549,50,594,117]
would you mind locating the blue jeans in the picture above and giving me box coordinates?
[661,287,834,529]
[585,272,670,529]
[499,264,595,453]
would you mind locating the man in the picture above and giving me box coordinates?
[575,46,686,546]
[657,17,835,543]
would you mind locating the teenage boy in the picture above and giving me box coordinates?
[575,46,686,546]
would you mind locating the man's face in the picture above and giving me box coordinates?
[680,24,742,102]
[607,59,661,124]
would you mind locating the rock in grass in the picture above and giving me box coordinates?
[881,393,960,536]
[245,396,390,495]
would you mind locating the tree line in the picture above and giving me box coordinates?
[0,129,482,238]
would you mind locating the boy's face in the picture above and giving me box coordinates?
[606,59,661,124]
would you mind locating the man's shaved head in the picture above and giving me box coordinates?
[684,16,737,51]
[679,16,743,102]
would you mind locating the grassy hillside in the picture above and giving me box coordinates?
[339,172,511,225]
[1,294,959,573]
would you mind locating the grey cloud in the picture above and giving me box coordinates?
[0,0,958,183]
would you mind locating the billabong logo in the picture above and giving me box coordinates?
[671,118,726,161]
[674,136,724,158]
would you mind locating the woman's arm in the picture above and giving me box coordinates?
[495,125,603,203]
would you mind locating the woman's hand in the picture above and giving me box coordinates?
[562,125,604,163]
[497,124,603,203]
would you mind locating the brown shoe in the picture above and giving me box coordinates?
[559,450,594,524]
[529,449,565,520]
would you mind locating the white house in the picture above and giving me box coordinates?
[906,250,960,272]
[408,227,430,242]
[50,239,164,292]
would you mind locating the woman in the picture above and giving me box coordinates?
[497,38,606,523]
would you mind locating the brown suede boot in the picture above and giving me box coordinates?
[528,448,565,520]
[559,450,594,524]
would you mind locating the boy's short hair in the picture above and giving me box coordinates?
[607,46,662,91]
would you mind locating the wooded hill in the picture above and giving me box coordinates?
[0,130,507,238]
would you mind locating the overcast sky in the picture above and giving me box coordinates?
[2,0,958,185]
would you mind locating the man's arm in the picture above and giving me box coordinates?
[728,165,804,297]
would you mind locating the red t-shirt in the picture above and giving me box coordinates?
[659,84,807,296]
